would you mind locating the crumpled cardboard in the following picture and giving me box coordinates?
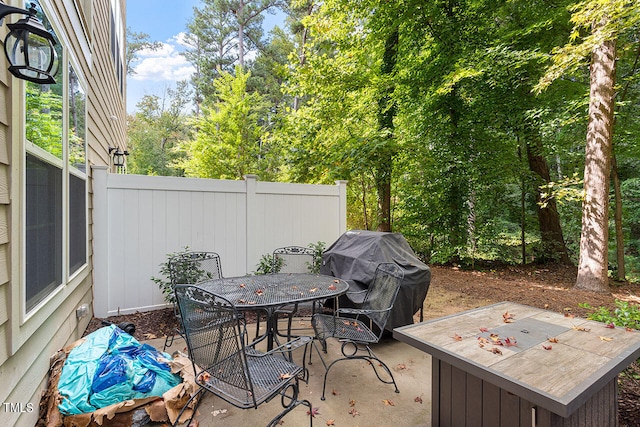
[37,341,201,427]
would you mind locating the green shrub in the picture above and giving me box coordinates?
[579,300,640,330]
[151,247,217,304]
[254,253,283,275]
[254,241,326,275]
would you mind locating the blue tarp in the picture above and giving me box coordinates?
[57,325,181,415]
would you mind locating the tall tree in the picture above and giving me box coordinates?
[184,0,279,101]
[184,0,238,103]
[178,66,274,180]
[126,28,161,76]
[375,27,398,232]
[577,25,616,291]
[127,82,192,176]
[537,0,639,291]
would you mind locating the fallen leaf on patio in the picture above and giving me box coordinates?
[349,399,356,407]
[326,420,335,426]
[626,327,634,332]
[248,301,256,305]
[383,399,395,406]
[415,396,423,404]
[564,313,575,318]
[331,389,340,396]
[238,299,246,304]
[606,323,615,329]
[489,333,501,343]
[348,408,360,417]
[503,311,514,323]
[599,336,614,342]
[542,344,552,350]
[544,304,549,309]
[309,287,318,293]
[212,409,227,417]
[333,279,340,283]
[490,347,502,355]
[143,333,157,340]
[307,407,321,417]
[198,372,211,382]
[548,337,558,343]
[452,333,463,341]
[239,283,246,288]
[255,289,264,296]
[479,327,489,333]
[279,372,292,379]
[328,284,337,290]
[504,337,517,347]
[572,325,591,332]
[396,363,407,370]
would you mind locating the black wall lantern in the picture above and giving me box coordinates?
[109,147,129,169]
[0,2,58,84]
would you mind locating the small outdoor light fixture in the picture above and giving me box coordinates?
[109,147,129,168]
[0,2,58,84]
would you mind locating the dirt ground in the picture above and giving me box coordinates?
[84,264,640,426]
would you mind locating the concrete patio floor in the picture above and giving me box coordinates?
[146,319,432,426]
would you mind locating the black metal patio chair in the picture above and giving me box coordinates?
[311,262,404,400]
[173,285,313,427]
[163,251,223,350]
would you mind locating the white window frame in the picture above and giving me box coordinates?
[18,0,89,321]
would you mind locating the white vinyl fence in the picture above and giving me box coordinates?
[92,166,347,317]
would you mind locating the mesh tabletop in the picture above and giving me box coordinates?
[196,273,349,309]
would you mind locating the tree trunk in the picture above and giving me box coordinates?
[237,0,245,67]
[612,154,625,280]
[375,28,398,232]
[608,43,640,282]
[525,132,571,264]
[575,28,616,292]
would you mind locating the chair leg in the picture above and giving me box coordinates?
[255,312,262,340]
[163,333,174,351]
[308,338,328,371]
[163,327,183,352]
[319,343,399,400]
[267,380,314,427]
[171,385,206,427]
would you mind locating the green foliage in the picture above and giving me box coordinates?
[307,241,326,274]
[254,254,284,275]
[127,84,192,176]
[579,300,640,330]
[26,83,63,158]
[178,66,275,180]
[254,241,326,274]
[126,28,162,76]
[151,247,217,304]
[126,0,640,276]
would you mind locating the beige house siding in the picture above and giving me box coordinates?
[0,63,10,369]
[0,1,126,425]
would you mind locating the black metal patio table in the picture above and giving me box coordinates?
[196,273,349,350]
